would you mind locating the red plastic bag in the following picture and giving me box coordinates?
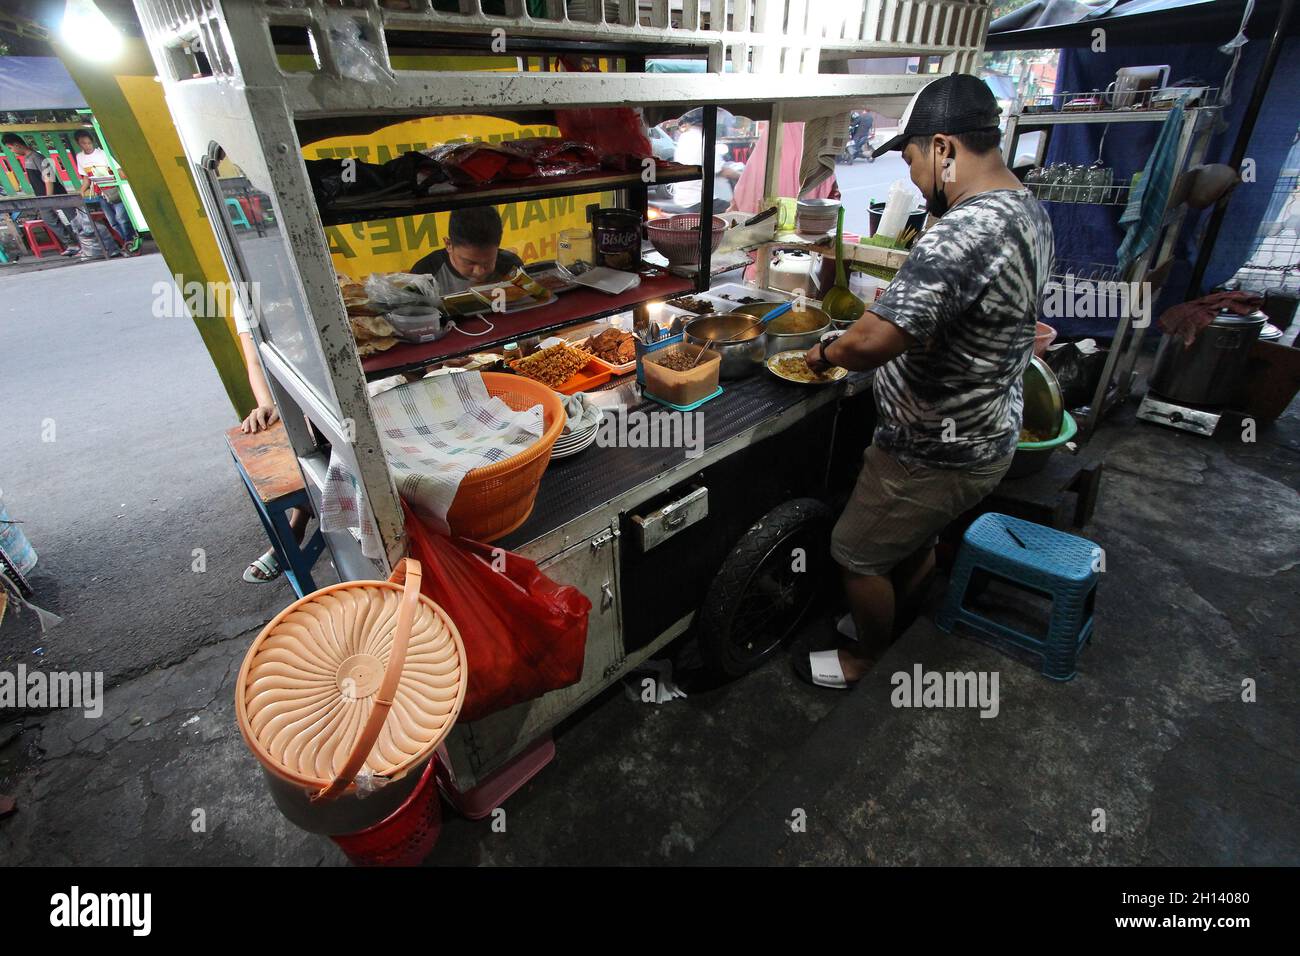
[402,504,592,723]
[552,56,653,162]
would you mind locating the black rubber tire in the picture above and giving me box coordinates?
[697,497,835,678]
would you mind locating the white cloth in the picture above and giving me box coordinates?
[560,392,602,435]
[371,371,543,535]
[319,372,545,554]
[320,448,385,559]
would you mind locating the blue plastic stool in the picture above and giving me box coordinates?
[225,197,252,230]
[936,512,1099,681]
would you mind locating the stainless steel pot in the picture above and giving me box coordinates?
[684,313,766,379]
[732,302,831,357]
[1148,308,1267,406]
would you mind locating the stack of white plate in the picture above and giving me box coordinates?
[551,407,603,460]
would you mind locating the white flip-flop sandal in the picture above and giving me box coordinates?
[808,650,850,688]
[243,549,282,583]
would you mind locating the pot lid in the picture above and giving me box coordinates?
[1259,322,1283,341]
[237,580,465,789]
[1212,308,1267,326]
[1022,355,1064,440]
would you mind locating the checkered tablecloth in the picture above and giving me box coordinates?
[320,372,544,553]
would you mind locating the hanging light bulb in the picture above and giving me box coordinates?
[60,0,124,63]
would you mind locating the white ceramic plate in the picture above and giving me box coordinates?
[766,349,848,386]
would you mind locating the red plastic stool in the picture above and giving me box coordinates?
[88,210,124,249]
[330,757,443,867]
[21,220,63,258]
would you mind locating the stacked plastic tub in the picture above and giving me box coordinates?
[235,558,466,865]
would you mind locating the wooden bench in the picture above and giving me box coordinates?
[225,421,325,598]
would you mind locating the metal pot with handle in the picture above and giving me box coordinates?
[1148,308,1267,407]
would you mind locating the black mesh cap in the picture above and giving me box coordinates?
[871,74,1001,159]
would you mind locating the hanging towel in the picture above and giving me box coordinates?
[1116,103,1184,273]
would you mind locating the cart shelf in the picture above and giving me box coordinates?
[319,163,702,226]
[279,70,933,124]
[360,269,693,378]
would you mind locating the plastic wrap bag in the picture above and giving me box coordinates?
[428,138,599,185]
[498,138,601,177]
[362,271,440,310]
[1045,340,1109,410]
[552,55,653,164]
[403,504,592,722]
[323,9,394,85]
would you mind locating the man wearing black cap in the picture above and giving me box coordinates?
[795,74,1054,689]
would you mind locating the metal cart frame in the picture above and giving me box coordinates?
[132,0,991,792]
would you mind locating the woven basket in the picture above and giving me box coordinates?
[647,213,726,267]
[445,372,565,542]
[235,559,466,834]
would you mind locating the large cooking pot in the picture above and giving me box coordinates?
[1148,308,1267,406]
[732,301,831,357]
[684,313,766,379]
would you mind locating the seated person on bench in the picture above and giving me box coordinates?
[410,206,522,294]
[236,303,308,584]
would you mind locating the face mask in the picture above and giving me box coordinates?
[929,143,956,218]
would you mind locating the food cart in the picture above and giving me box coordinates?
[132,0,993,796]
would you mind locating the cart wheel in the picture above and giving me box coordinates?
[698,498,834,678]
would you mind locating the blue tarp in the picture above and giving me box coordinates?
[0,57,88,111]
[1043,33,1300,336]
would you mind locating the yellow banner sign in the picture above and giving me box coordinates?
[304,114,607,278]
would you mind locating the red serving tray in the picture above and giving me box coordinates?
[510,356,613,395]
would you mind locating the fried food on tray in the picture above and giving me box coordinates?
[666,295,716,316]
[348,308,399,356]
[350,314,397,341]
[774,354,835,382]
[586,328,636,365]
[532,273,570,292]
[511,343,591,388]
[356,336,398,357]
[338,274,381,316]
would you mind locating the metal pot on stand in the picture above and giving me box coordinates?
[1148,308,1267,406]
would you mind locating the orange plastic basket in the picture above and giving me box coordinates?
[445,372,566,542]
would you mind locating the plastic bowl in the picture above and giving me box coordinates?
[1008,411,1077,478]
[1034,321,1058,357]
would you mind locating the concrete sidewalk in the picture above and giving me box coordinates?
[0,253,303,693]
[3,397,1296,865]
[2,250,1296,863]
[697,412,1300,866]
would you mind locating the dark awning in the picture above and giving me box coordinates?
[986,0,1299,50]
[0,57,88,111]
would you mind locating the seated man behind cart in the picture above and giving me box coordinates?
[796,74,1054,689]
[411,205,522,294]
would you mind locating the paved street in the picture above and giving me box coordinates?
[833,152,924,237]
[0,253,300,690]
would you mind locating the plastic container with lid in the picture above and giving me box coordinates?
[234,559,467,835]
[642,343,722,406]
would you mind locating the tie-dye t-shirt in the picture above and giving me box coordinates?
[869,188,1054,469]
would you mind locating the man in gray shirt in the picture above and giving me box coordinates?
[796,74,1054,689]
[411,205,522,295]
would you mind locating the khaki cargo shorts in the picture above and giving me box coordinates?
[831,444,1014,576]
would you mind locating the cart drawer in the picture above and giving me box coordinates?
[630,486,708,552]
